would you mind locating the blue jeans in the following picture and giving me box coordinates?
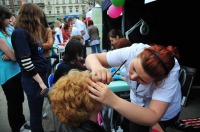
[91,44,102,53]
[21,74,46,132]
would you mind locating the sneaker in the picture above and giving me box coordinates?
[42,112,48,118]
[20,122,31,132]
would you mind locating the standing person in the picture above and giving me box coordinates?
[85,43,182,132]
[108,29,124,49]
[53,39,87,84]
[87,20,102,53]
[41,12,54,80]
[69,24,81,36]
[68,17,90,59]
[0,5,28,132]
[11,3,48,132]
[61,22,71,43]
[54,20,63,45]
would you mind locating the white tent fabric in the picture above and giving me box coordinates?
[95,3,101,7]
[86,10,92,19]
[86,4,101,19]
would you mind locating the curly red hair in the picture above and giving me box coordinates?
[49,70,99,126]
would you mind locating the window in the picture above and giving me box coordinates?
[5,0,9,5]
[48,0,50,4]
[63,0,65,4]
[76,7,78,12]
[69,0,72,4]
[49,11,51,14]
[82,9,85,13]
[56,0,59,4]
[56,7,60,14]
[14,0,18,5]
[69,7,72,13]
[63,6,66,14]
[75,0,78,3]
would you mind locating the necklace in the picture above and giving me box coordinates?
[0,30,10,38]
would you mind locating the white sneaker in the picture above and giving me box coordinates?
[20,122,31,132]
[42,112,48,118]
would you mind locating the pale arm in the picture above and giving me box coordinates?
[112,96,169,126]
[33,73,48,95]
[88,81,169,126]
[0,38,16,61]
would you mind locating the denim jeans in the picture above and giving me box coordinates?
[21,74,46,132]
[91,44,102,53]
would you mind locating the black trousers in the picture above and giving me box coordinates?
[2,73,26,132]
[129,121,150,132]
[82,40,89,59]
[159,112,180,131]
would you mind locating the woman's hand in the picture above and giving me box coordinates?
[39,82,48,95]
[2,54,10,61]
[91,66,112,84]
[88,80,118,106]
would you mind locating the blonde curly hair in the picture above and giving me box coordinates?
[49,70,98,126]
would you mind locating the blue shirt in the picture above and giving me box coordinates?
[0,31,20,85]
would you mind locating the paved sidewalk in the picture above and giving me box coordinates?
[0,86,56,132]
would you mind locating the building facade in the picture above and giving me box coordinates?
[0,0,102,23]
[44,0,90,23]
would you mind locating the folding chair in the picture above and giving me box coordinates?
[48,73,54,88]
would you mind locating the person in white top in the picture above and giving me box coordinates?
[85,43,182,132]
[68,17,90,58]
[54,20,63,45]
[70,26,81,36]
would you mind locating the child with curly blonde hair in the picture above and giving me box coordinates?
[49,70,106,132]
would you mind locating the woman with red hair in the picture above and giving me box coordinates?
[86,43,181,132]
